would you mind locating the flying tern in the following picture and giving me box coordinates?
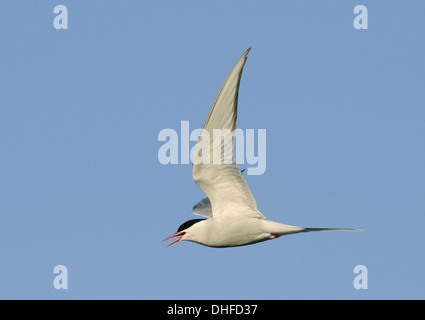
[164,48,360,248]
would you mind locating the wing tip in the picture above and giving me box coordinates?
[243,48,251,58]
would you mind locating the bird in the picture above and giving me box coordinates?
[163,48,360,248]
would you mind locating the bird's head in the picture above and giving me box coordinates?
[163,219,206,247]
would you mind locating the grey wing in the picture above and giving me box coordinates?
[192,48,265,220]
[192,197,213,218]
[192,170,246,219]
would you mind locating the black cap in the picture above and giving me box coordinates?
[177,219,205,233]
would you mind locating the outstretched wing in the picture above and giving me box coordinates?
[192,49,265,220]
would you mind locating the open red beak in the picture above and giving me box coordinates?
[162,231,185,247]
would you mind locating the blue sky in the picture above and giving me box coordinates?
[1,1,424,299]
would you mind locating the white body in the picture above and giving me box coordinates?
[184,217,305,248]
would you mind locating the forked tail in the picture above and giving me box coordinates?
[264,221,362,237]
[302,227,362,233]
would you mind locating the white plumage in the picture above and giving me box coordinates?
[163,48,360,248]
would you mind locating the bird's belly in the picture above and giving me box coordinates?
[201,219,270,248]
